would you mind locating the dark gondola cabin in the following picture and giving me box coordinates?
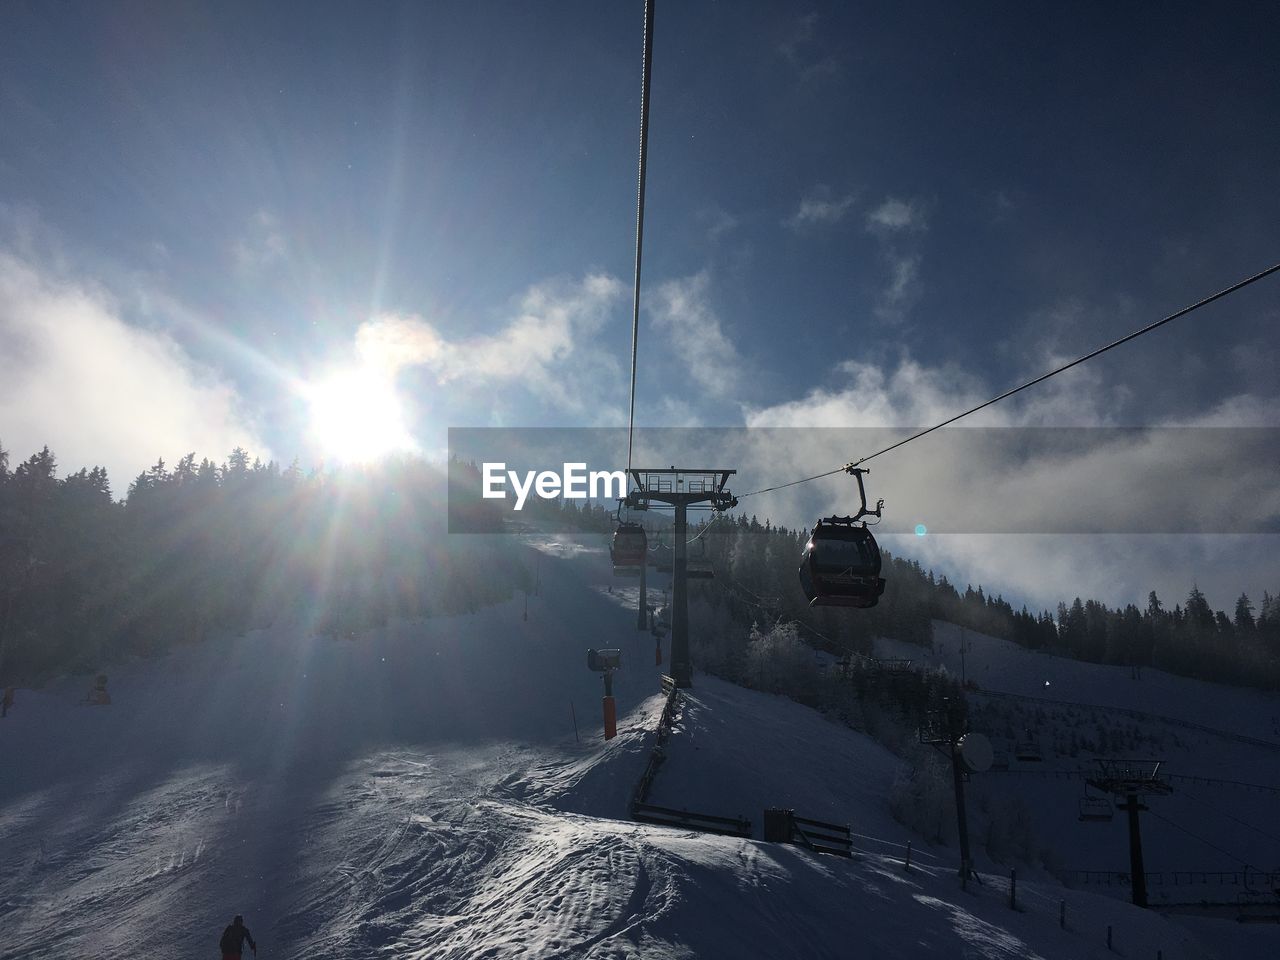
[798,517,885,608]
[611,522,647,576]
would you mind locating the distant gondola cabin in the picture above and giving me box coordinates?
[611,522,647,576]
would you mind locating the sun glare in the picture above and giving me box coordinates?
[305,368,416,462]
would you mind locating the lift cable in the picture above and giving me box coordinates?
[1145,808,1251,866]
[625,0,655,477]
[736,466,848,500]
[1177,788,1280,847]
[685,511,723,546]
[737,260,1280,500]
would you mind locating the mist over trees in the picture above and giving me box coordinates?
[0,443,523,683]
[671,513,1280,691]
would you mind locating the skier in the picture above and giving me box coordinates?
[1,687,13,718]
[220,915,256,958]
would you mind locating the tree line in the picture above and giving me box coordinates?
[0,444,525,684]
[669,511,1279,691]
[4,442,1276,691]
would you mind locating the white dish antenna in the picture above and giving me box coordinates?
[958,732,994,773]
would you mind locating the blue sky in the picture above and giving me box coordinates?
[2,1,1277,609]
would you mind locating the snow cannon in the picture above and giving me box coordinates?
[586,648,621,740]
[586,648,621,672]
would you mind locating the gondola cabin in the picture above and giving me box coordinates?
[798,517,885,608]
[611,522,647,576]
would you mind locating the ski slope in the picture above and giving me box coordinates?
[0,534,1254,958]
[880,623,1280,744]
[878,621,1280,942]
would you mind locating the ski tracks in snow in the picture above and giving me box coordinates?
[389,807,672,959]
[0,763,238,959]
[271,754,675,960]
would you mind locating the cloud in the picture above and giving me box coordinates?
[698,206,740,243]
[894,533,1279,615]
[231,210,288,274]
[0,251,266,493]
[866,197,927,233]
[786,188,857,229]
[350,273,628,419]
[649,271,744,399]
[1176,393,1280,426]
[880,255,921,316]
[779,13,840,82]
[864,195,928,322]
[732,350,1279,610]
[746,355,990,430]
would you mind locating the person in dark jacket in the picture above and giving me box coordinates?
[220,915,256,958]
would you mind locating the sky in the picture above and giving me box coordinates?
[1,0,1277,612]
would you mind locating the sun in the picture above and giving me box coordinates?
[305,367,416,462]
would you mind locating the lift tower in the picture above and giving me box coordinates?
[1085,759,1172,908]
[919,699,991,887]
[626,468,735,688]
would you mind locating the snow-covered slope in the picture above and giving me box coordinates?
[877,621,1280,951]
[0,535,1254,958]
[880,623,1280,743]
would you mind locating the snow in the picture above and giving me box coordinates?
[880,622,1280,743]
[877,621,1280,955]
[0,534,1265,958]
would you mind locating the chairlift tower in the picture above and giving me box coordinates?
[1085,759,1172,908]
[919,700,990,887]
[626,468,736,688]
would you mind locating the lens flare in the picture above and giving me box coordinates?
[305,367,415,462]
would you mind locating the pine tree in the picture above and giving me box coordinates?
[1234,593,1256,633]
[1185,586,1214,631]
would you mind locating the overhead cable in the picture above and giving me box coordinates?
[625,0,656,476]
[738,261,1280,499]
